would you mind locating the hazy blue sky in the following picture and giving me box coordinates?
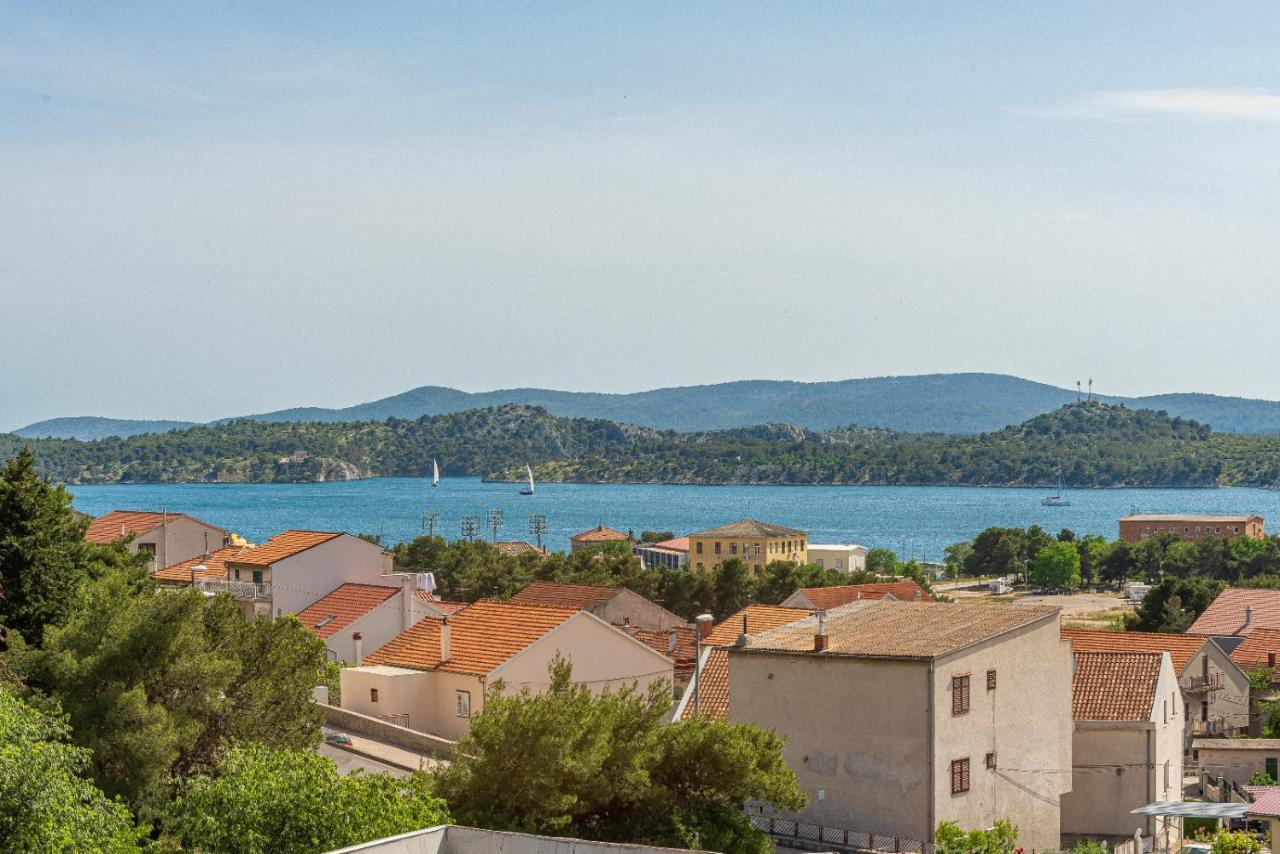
[4,3,1280,429]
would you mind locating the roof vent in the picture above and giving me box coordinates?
[1245,605,1254,632]
[814,610,828,652]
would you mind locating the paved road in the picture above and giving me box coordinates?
[319,742,408,777]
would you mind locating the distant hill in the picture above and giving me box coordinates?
[13,416,197,441]
[19,373,1280,438]
[8,401,1280,487]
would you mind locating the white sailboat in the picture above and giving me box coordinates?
[519,464,535,496]
[1041,466,1071,506]
[432,459,440,488]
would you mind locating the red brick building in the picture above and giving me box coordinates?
[1118,514,1263,543]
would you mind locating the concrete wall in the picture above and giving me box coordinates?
[1182,642,1251,742]
[728,651,933,841]
[271,535,397,616]
[594,589,687,632]
[1196,744,1280,788]
[135,517,228,570]
[341,666,441,734]
[930,620,1073,852]
[318,703,456,758]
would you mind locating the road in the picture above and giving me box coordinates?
[319,742,409,777]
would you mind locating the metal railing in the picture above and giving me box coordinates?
[1182,672,1224,694]
[197,579,271,600]
[1191,718,1231,736]
[750,815,934,854]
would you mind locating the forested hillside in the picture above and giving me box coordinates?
[7,401,1280,487]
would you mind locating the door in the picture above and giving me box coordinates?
[1267,757,1278,781]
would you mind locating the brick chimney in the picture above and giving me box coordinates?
[440,617,452,662]
[698,617,714,640]
[814,611,828,652]
[353,632,363,667]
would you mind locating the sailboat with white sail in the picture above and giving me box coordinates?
[519,464,535,496]
[432,459,440,488]
[1041,464,1071,506]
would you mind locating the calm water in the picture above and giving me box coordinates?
[66,479,1280,559]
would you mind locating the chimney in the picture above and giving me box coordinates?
[1245,605,1254,631]
[440,617,452,662]
[814,611,828,652]
[353,632,364,667]
[698,618,714,640]
[402,574,417,631]
[736,612,750,647]
[667,628,678,653]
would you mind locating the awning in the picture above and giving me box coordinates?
[1131,802,1249,819]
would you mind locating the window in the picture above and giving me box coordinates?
[754,544,761,556]
[950,758,970,794]
[1268,757,1278,781]
[1270,652,1277,668]
[252,570,263,584]
[1163,760,1170,792]
[138,542,156,557]
[234,568,241,580]
[696,542,703,554]
[815,558,825,568]
[1234,527,1242,534]
[456,690,472,718]
[986,669,997,691]
[985,752,996,770]
[370,688,379,703]
[835,558,843,569]
[714,542,722,555]
[696,562,704,570]
[1162,700,1167,724]
[952,675,970,715]
[730,543,738,555]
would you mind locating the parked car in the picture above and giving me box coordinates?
[323,730,353,747]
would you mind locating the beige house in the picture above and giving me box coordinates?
[806,544,868,573]
[1064,629,1250,745]
[1061,651,1184,846]
[341,600,674,740]
[569,525,632,554]
[688,519,807,573]
[86,509,228,571]
[781,580,929,610]
[510,581,687,632]
[296,579,438,664]
[1193,738,1280,789]
[683,600,1072,852]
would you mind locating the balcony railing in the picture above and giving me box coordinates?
[197,579,271,600]
[1192,719,1231,736]
[1183,672,1224,694]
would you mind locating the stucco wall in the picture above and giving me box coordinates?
[1182,643,1251,742]
[341,666,439,732]
[595,589,687,632]
[271,535,397,616]
[728,651,932,841]
[1197,744,1280,788]
[135,517,227,570]
[930,620,1072,852]
[808,547,867,573]
[328,586,425,665]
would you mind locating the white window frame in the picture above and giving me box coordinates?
[456,689,471,718]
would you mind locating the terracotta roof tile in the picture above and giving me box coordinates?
[152,545,254,584]
[689,519,806,539]
[682,647,729,720]
[1062,628,1207,674]
[744,600,1059,659]
[492,541,544,557]
[1072,650,1161,721]
[626,625,698,678]
[365,599,579,675]
[226,530,343,567]
[85,510,221,544]
[510,580,624,610]
[649,537,689,553]
[1225,628,1280,673]
[569,525,630,543]
[794,581,930,610]
[705,605,810,647]
[1188,587,1280,636]
[413,591,468,615]
[296,583,400,639]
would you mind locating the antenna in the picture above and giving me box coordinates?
[1076,380,1081,402]
[423,510,439,538]
[460,516,480,542]
[1088,377,1093,402]
[486,508,504,543]
[530,513,548,550]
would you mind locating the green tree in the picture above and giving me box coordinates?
[865,548,898,574]
[712,559,752,619]
[640,531,676,544]
[964,528,1023,580]
[943,541,973,579]
[1029,542,1082,590]
[934,819,1018,854]
[1071,841,1108,854]
[1126,577,1226,633]
[0,448,143,645]
[168,743,448,854]
[435,658,805,854]
[1209,830,1263,854]
[0,684,143,853]
[1075,535,1110,588]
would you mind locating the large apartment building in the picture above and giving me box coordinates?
[686,600,1072,852]
[1118,514,1264,543]
[688,519,807,573]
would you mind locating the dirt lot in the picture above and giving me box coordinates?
[943,583,1133,629]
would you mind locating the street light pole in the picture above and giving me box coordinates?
[693,612,714,716]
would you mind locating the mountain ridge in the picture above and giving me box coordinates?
[17,373,1280,439]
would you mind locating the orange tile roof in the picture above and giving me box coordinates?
[152,545,253,584]
[1225,628,1280,673]
[649,537,689,553]
[704,604,810,647]
[413,591,468,615]
[492,541,544,557]
[794,581,930,609]
[296,583,400,639]
[85,510,220,544]
[510,580,625,610]
[1072,651,1161,721]
[1062,628,1207,674]
[226,530,343,567]
[570,525,630,543]
[626,625,697,678]
[744,600,1059,659]
[365,599,580,675]
[1188,588,1280,637]
[682,647,729,720]
[689,519,806,539]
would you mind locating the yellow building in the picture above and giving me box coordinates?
[688,519,808,573]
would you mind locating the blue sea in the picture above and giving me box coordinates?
[66,478,1280,559]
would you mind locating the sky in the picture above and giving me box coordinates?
[3,2,1280,430]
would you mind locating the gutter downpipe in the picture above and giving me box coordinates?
[1146,728,1155,844]
[927,658,935,844]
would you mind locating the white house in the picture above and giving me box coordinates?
[806,543,867,573]
[86,509,228,571]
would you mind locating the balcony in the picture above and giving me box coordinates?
[197,579,271,600]
[1192,719,1234,736]
[1183,672,1224,695]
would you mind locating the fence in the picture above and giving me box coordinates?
[749,815,934,854]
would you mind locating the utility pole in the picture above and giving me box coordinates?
[486,508,504,543]
[461,516,480,542]
[530,513,548,550]
[423,510,439,538]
